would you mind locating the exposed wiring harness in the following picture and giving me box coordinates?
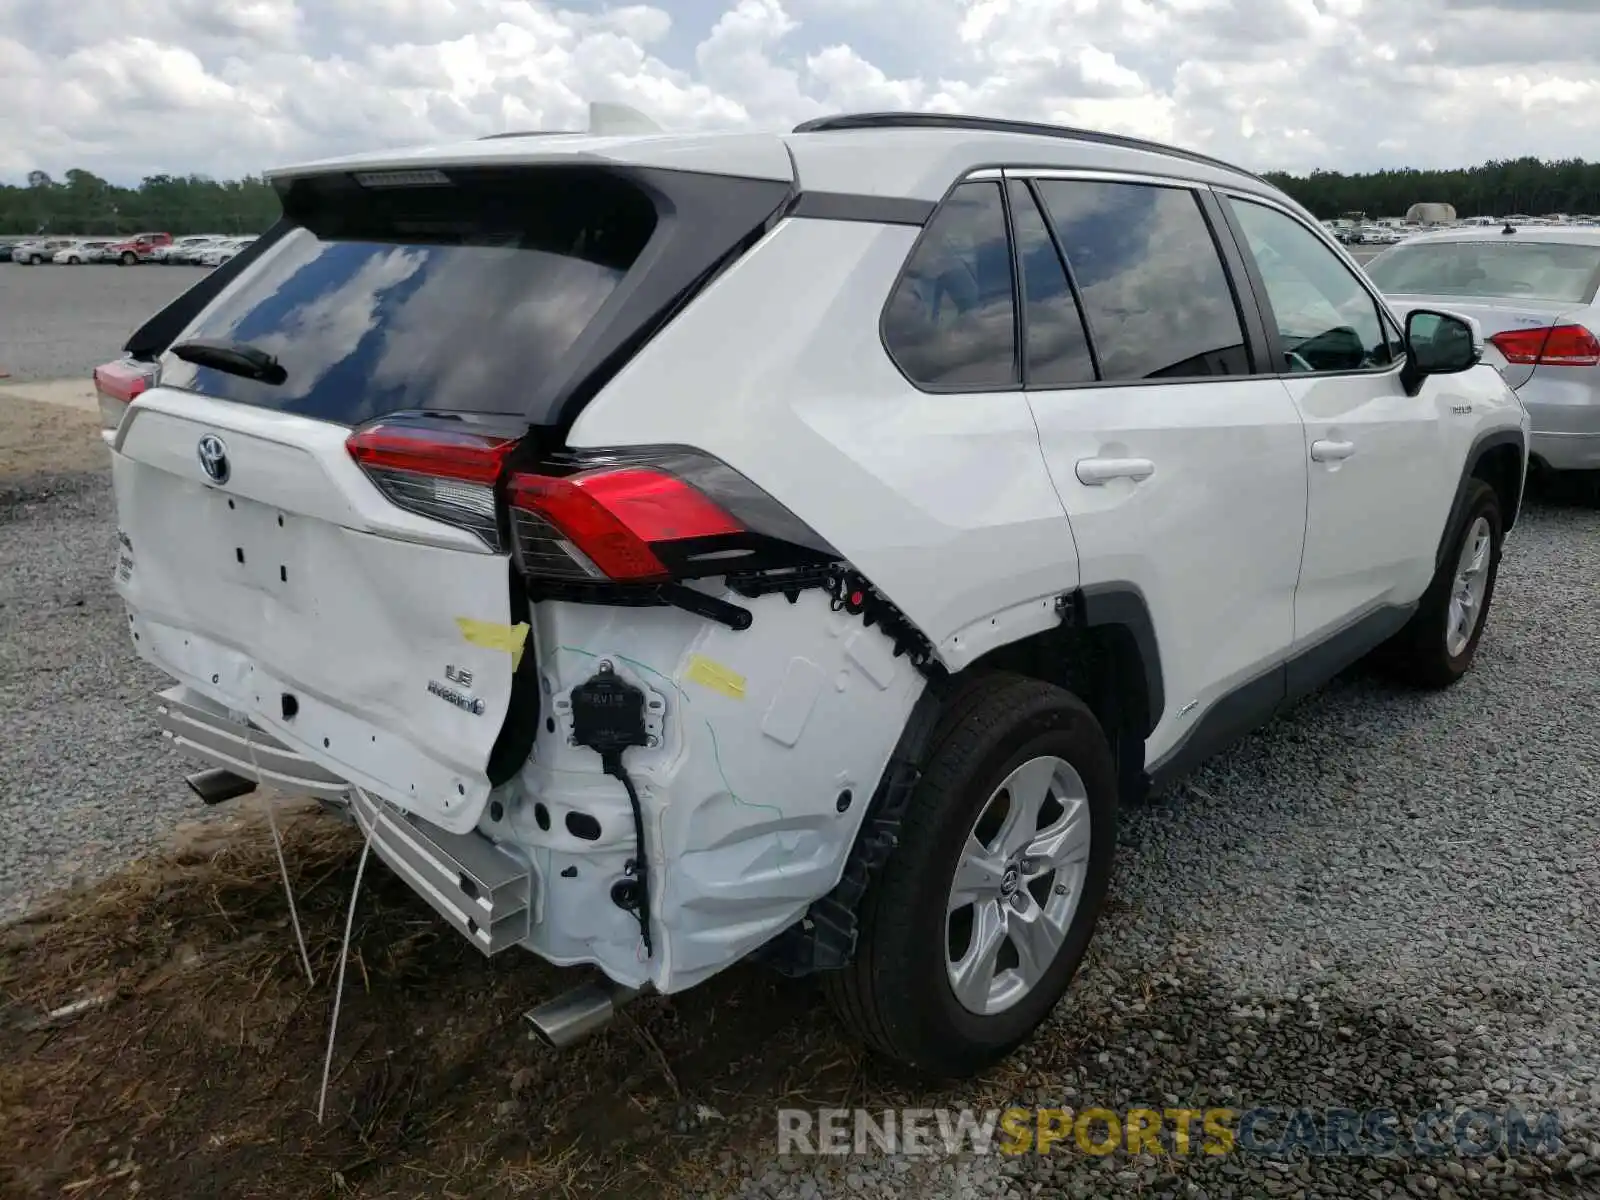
[568,660,654,955]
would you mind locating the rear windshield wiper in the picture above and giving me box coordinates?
[171,338,287,386]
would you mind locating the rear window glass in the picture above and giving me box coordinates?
[158,169,657,425]
[1366,240,1600,304]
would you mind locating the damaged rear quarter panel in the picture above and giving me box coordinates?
[561,215,1082,668]
[506,586,926,993]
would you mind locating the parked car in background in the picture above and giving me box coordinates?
[155,235,228,264]
[179,236,233,264]
[0,238,21,262]
[198,236,256,267]
[12,237,74,264]
[53,239,116,264]
[1367,224,1600,490]
[108,232,173,264]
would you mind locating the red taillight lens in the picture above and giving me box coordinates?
[1488,324,1600,367]
[93,358,159,432]
[347,422,517,485]
[507,467,744,582]
[346,421,520,549]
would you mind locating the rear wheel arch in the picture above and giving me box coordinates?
[819,670,1120,1076]
[963,584,1162,801]
[755,584,1159,980]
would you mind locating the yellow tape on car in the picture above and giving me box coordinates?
[456,617,530,670]
[684,653,746,700]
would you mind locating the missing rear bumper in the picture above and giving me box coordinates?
[156,685,352,803]
[349,785,536,955]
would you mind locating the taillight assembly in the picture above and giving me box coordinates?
[506,466,744,583]
[505,449,839,588]
[346,417,838,594]
[1488,324,1600,367]
[347,420,520,550]
[92,358,160,433]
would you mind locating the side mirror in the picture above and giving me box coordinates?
[1401,309,1482,395]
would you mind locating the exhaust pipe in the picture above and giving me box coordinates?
[186,767,257,806]
[524,979,640,1049]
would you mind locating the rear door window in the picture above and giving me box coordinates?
[158,169,658,425]
[1032,179,1251,381]
[1006,180,1097,388]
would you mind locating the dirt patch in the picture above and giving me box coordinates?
[0,802,944,1199]
[0,394,106,477]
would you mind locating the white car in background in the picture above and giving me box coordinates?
[198,237,254,267]
[12,237,74,264]
[217,236,257,265]
[155,236,227,264]
[53,239,116,264]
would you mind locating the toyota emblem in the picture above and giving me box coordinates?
[197,434,229,485]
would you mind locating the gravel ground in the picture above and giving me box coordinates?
[720,491,1600,1198]
[0,262,200,381]
[0,401,191,919]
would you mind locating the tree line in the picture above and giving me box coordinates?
[1265,156,1600,219]
[6,155,1600,236]
[0,170,280,236]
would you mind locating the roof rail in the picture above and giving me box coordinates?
[791,112,1267,185]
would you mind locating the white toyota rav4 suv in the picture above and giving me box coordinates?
[95,112,1528,1079]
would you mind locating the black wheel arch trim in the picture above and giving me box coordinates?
[1064,582,1165,739]
[1436,428,1526,570]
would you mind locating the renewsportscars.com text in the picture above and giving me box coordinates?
[776,1105,1565,1159]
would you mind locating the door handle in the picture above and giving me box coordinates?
[1075,457,1156,485]
[1310,439,1356,462]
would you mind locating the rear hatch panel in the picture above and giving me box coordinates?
[113,391,518,834]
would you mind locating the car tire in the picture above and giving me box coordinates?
[1379,479,1503,689]
[120,251,136,265]
[821,671,1118,1078]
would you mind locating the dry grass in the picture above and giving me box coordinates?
[0,394,106,477]
[0,802,983,1198]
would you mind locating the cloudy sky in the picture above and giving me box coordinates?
[0,0,1593,184]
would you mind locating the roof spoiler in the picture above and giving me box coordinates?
[587,102,662,134]
[479,102,663,141]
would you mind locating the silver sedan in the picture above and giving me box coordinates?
[1366,224,1600,483]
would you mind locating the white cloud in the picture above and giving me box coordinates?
[1,0,1598,182]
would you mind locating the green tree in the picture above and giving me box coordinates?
[1265,156,1600,219]
[0,171,282,236]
